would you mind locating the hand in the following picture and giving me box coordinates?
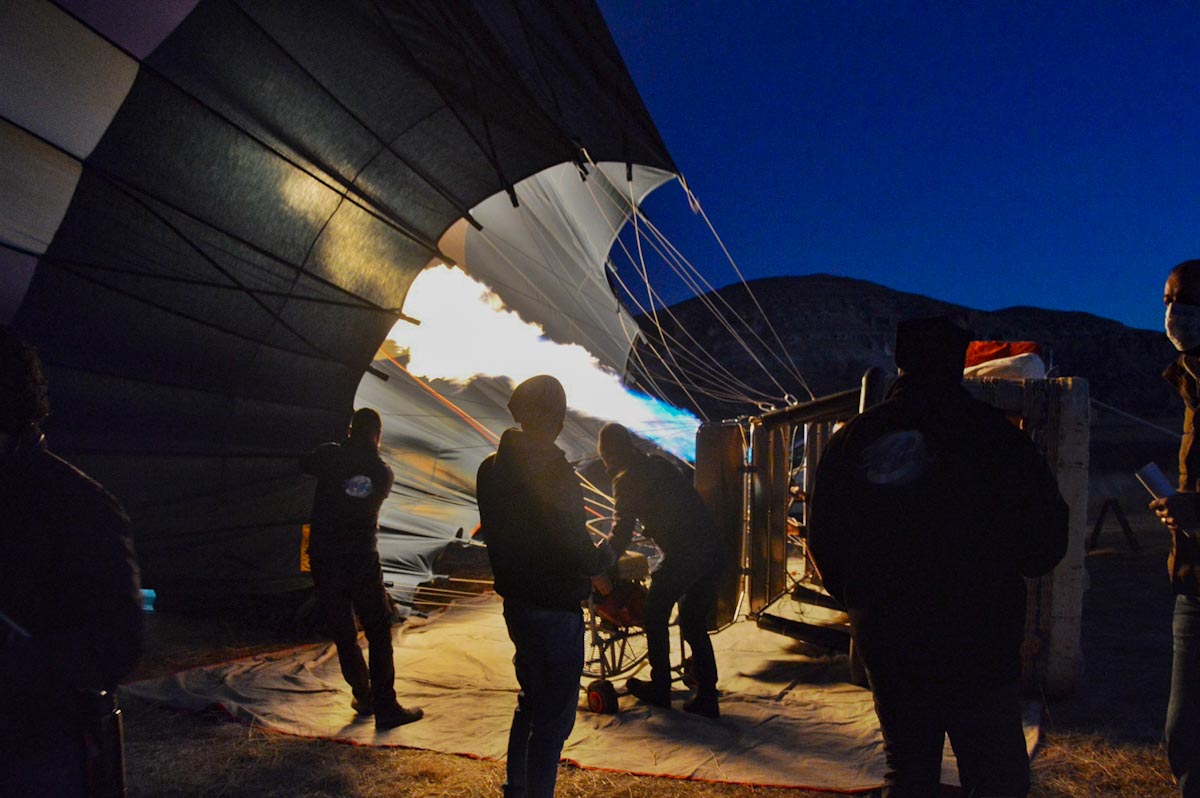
[596,540,619,570]
[1151,492,1200,530]
[591,574,613,596]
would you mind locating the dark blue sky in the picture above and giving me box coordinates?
[598,1,1200,332]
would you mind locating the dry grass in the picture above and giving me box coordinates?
[124,696,836,797]
[1032,733,1175,798]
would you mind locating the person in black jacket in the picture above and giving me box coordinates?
[808,316,1069,798]
[301,407,422,730]
[598,422,725,718]
[476,375,613,798]
[0,327,143,796]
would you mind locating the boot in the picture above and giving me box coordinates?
[375,702,424,730]
[350,694,374,716]
[625,677,670,709]
[683,689,719,719]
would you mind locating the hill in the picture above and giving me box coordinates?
[630,274,1178,423]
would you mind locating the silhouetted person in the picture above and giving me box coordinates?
[1150,259,1200,796]
[808,316,1068,798]
[598,422,725,718]
[302,407,422,730]
[476,375,613,798]
[0,326,143,796]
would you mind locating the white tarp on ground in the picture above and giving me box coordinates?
[125,595,1040,792]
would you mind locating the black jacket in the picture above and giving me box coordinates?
[302,439,394,558]
[609,452,721,571]
[808,376,1069,683]
[476,428,605,610]
[0,428,143,738]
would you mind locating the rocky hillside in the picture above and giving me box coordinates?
[631,274,1178,423]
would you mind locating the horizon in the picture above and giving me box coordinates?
[654,270,1167,333]
[598,1,1200,335]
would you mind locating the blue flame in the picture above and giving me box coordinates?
[621,389,700,463]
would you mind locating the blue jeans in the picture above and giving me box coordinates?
[868,671,1029,798]
[1168,595,1200,797]
[502,601,584,798]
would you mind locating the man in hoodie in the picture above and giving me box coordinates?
[0,326,143,796]
[1149,259,1200,797]
[597,421,725,718]
[808,316,1068,798]
[476,375,613,798]
[302,407,422,730]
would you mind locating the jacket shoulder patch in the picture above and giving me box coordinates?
[860,430,933,486]
[343,475,374,498]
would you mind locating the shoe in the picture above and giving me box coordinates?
[374,703,424,730]
[351,695,373,716]
[625,677,670,709]
[683,690,720,719]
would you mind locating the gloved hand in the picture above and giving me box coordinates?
[596,539,619,571]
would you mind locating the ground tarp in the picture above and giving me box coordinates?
[125,595,1040,792]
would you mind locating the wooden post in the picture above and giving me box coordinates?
[965,377,1089,699]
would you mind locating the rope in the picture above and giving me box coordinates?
[633,205,813,400]
[578,166,760,396]
[620,174,712,415]
[1090,399,1181,440]
[382,354,501,446]
[596,182,799,401]
[628,200,807,397]
[610,223,793,402]
[677,175,812,396]
[579,170,771,408]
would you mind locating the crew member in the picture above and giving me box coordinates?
[302,407,422,730]
[1151,259,1200,797]
[477,375,613,798]
[808,316,1068,797]
[598,422,725,718]
[0,326,143,796]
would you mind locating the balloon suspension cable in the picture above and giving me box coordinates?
[632,196,812,401]
[608,226,790,404]
[580,152,803,403]
[584,162,796,406]
[677,175,812,400]
[575,162,768,409]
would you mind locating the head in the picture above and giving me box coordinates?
[893,315,972,383]
[348,407,383,449]
[1165,260,1200,353]
[598,422,636,471]
[0,326,49,446]
[507,374,566,437]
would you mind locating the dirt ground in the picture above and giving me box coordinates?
[120,419,1186,796]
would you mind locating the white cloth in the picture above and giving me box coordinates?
[125,595,1041,791]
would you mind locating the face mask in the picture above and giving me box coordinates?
[1166,303,1200,352]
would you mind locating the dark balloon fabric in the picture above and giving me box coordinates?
[0,0,675,599]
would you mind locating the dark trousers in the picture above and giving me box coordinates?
[1168,595,1200,797]
[311,552,396,708]
[502,600,584,798]
[868,670,1029,798]
[644,556,721,692]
